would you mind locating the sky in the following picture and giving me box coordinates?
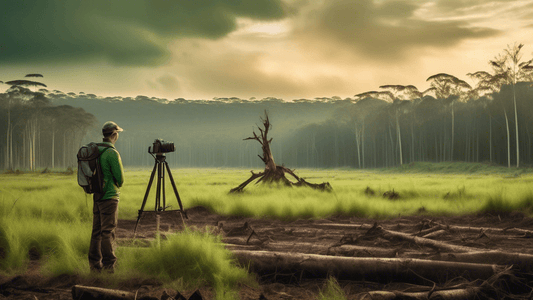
[2,0,533,101]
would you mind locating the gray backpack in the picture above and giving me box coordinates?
[77,143,111,194]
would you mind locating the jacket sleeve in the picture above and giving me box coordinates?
[110,149,125,187]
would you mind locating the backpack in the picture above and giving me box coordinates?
[77,142,112,194]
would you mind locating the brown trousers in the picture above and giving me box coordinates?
[88,199,118,272]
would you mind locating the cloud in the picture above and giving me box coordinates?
[147,74,180,94]
[170,39,349,99]
[292,0,501,61]
[0,0,288,66]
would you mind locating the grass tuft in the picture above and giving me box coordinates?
[481,193,513,214]
[117,229,251,293]
[317,277,347,300]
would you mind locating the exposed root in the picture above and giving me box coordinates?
[230,111,332,193]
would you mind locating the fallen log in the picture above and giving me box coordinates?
[416,224,445,236]
[377,226,479,253]
[355,287,482,300]
[434,223,533,236]
[72,285,135,300]
[225,240,401,257]
[312,223,374,231]
[433,251,533,272]
[421,229,447,239]
[232,250,501,283]
[355,265,517,300]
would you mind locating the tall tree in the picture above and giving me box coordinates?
[426,73,472,161]
[379,85,422,165]
[489,43,533,167]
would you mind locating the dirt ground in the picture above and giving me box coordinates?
[2,206,533,299]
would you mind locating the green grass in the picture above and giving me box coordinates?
[318,277,347,300]
[2,162,533,298]
[116,229,251,295]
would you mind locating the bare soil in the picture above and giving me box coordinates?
[2,207,533,299]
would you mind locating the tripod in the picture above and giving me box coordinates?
[133,153,187,235]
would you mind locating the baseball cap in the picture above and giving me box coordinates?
[102,121,124,135]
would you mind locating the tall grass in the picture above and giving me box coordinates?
[2,163,533,297]
[116,229,250,294]
[0,216,89,275]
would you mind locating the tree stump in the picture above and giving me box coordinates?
[230,111,332,193]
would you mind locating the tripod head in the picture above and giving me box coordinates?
[150,152,167,162]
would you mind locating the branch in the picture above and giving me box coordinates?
[229,171,265,193]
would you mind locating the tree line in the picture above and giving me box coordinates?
[0,77,96,171]
[316,43,533,169]
[1,43,532,171]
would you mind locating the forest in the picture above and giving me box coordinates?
[1,44,532,171]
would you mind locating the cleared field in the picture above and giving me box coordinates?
[1,163,533,299]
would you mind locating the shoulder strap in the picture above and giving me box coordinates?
[96,143,113,149]
[96,143,113,156]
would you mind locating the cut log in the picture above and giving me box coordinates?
[355,266,515,300]
[355,287,482,300]
[433,251,533,272]
[416,224,445,236]
[312,223,374,231]
[72,285,135,300]
[224,240,401,257]
[232,250,501,283]
[376,226,479,253]
[434,223,533,236]
[421,229,447,239]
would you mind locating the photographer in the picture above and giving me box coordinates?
[88,121,124,274]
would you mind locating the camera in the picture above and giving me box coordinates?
[149,139,175,154]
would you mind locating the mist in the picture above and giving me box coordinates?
[1,82,533,171]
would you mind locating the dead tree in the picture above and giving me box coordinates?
[230,111,332,193]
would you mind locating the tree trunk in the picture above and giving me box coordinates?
[71,285,135,300]
[513,84,519,167]
[375,225,477,253]
[432,222,533,236]
[232,250,500,283]
[51,130,55,169]
[504,109,511,168]
[362,119,365,168]
[230,111,331,193]
[489,115,493,163]
[224,240,401,257]
[5,101,11,170]
[451,102,455,161]
[433,251,533,272]
[354,124,362,169]
[396,110,403,165]
[357,287,482,300]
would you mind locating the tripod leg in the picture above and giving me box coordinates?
[164,161,188,219]
[156,161,162,211]
[134,161,158,235]
[162,162,167,211]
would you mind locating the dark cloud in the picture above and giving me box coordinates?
[0,0,287,66]
[294,0,501,60]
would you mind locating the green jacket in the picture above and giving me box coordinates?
[94,142,124,201]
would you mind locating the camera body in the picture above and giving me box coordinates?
[149,139,175,154]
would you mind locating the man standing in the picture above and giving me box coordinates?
[89,121,124,273]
